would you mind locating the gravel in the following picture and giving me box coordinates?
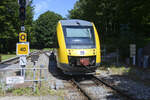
[97,70,150,100]
[45,52,86,100]
[78,80,125,100]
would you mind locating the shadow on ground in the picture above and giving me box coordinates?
[98,65,150,100]
[47,54,71,80]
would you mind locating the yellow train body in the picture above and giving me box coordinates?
[56,20,101,74]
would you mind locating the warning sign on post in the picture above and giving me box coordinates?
[16,42,29,55]
[19,32,27,42]
[6,76,24,84]
[20,56,27,66]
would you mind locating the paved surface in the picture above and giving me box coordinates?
[0,96,62,100]
[0,64,19,70]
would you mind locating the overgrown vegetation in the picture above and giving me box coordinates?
[1,54,16,61]
[0,0,34,53]
[33,11,63,48]
[0,84,5,96]
[0,81,65,97]
[98,66,130,75]
[0,0,63,54]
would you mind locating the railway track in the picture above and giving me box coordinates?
[43,51,137,100]
[0,51,42,65]
[71,75,136,100]
[91,75,137,100]
[71,78,92,100]
[44,51,133,100]
[0,56,20,65]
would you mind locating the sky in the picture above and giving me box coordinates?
[33,0,77,20]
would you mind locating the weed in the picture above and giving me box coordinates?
[12,88,33,96]
[1,54,16,61]
[0,88,5,96]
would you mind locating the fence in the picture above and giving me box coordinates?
[101,49,120,66]
[0,66,48,92]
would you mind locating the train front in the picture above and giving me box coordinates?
[57,20,101,75]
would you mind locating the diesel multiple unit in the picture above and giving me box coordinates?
[56,19,101,75]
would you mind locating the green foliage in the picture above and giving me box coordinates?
[33,11,63,48]
[1,54,16,60]
[12,88,32,96]
[0,84,5,96]
[0,0,34,53]
[11,87,41,96]
[1,83,65,97]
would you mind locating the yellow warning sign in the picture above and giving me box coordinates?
[19,32,27,42]
[16,43,29,55]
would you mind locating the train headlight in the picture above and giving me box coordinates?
[68,50,71,55]
[93,49,96,55]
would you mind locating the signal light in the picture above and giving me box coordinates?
[19,0,26,21]
[19,6,26,21]
[19,0,26,7]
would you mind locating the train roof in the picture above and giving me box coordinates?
[59,19,93,26]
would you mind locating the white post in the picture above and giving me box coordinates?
[133,56,136,65]
[33,61,36,92]
[20,55,26,76]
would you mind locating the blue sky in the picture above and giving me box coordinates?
[33,0,77,20]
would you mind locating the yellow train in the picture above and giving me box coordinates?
[56,19,101,75]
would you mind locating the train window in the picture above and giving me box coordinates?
[66,28,92,38]
[62,26,96,49]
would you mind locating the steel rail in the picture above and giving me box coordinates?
[71,79,92,100]
[0,51,41,64]
[92,75,136,100]
[43,51,51,57]
[0,56,19,64]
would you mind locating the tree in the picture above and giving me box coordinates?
[68,0,84,19]
[33,11,63,48]
[0,0,34,53]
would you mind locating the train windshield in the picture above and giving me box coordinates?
[63,26,96,49]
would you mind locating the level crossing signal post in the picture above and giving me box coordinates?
[17,0,29,77]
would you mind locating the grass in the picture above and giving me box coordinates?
[0,48,42,61]
[0,84,5,96]
[1,82,65,97]
[30,49,39,53]
[42,48,54,51]
[0,54,16,61]
[98,65,130,75]
[9,87,33,96]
